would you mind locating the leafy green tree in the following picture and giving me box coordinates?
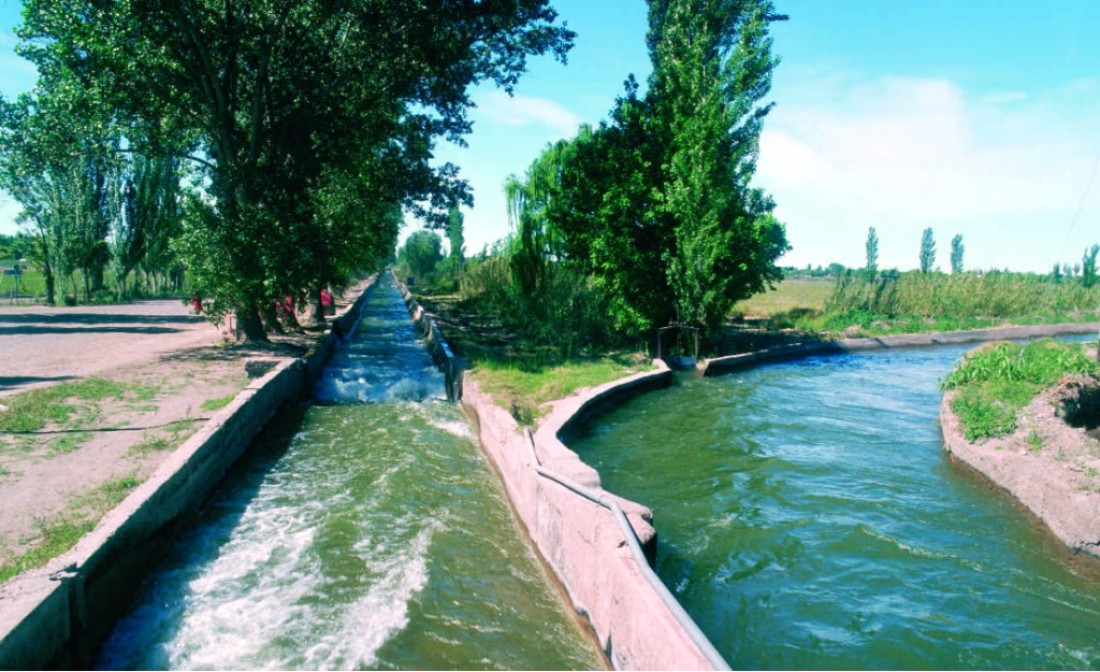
[503,0,789,334]
[919,227,936,273]
[446,203,465,268]
[865,226,879,276]
[17,0,574,339]
[399,230,444,279]
[950,234,964,274]
[1083,244,1099,289]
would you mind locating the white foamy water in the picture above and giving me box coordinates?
[96,277,603,671]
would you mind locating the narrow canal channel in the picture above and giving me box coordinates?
[96,276,603,670]
[567,344,1100,670]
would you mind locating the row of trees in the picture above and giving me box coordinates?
[865,226,1098,287]
[1,1,574,339]
[472,0,790,338]
[865,226,965,276]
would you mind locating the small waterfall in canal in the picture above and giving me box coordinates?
[96,276,602,670]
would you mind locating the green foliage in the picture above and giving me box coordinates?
[458,243,622,357]
[814,270,1100,336]
[200,395,236,411]
[1083,244,1099,289]
[446,203,465,266]
[942,340,1099,441]
[919,227,936,273]
[398,230,445,280]
[865,227,879,275]
[950,234,965,274]
[13,0,574,336]
[496,0,789,336]
[470,355,651,425]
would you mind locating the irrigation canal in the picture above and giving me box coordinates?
[568,341,1100,670]
[95,276,604,670]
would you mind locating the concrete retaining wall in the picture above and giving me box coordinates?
[0,274,378,670]
[464,365,726,670]
[393,272,462,401]
[701,322,1100,376]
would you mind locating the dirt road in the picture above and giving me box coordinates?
[0,300,227,397]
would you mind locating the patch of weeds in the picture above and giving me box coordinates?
[1079,459,1100,479]
[0,518,95,583]
[1026,429,1043,453]
[52,432,93,455]
[0,378,158,432]
[943,341,1099,441]
[129,435,172,456]
[200,394,236,411]
[0,472,145,582]
[471,354,651,423]
[129,419,199,457]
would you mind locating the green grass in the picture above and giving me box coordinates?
[0,378,157,433]
[128,419,199,456]
[470,354,652,425]
[0,473,142,583]
[200,394,236,411]
[941,340,1099,441]
[732,278,833,319]
[798,271,1100,337]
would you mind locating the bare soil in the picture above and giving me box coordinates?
[940,347,1100,564]
[0,286,365,571]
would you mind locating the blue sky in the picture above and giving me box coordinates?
[3,0,1099,273]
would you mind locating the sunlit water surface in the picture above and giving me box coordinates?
[97,278,603,670]
[567,344,1100,670]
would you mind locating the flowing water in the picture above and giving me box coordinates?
[567,344,1100,670]
[97,277,603,670]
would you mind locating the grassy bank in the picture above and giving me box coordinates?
[736,272,1100,338]
[941,339,1099,441]
[469,355,653,426]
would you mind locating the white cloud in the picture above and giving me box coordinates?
[475,91,583,139]
[756,76,1100,271]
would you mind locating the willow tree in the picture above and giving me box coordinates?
[17,0,573,339]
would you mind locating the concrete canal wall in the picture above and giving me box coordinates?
[0,275,378,670]
[391,277,724,669]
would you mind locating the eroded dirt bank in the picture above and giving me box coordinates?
[939,361,1100,561]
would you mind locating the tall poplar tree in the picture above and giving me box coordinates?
[865,226,879,276]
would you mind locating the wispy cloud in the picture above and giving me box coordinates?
[475,91,583,139]
[756,75,1100,271]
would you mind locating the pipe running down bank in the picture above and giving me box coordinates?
[523,430,731,671]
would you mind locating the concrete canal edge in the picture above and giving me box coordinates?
[700,321,1100,376]
[392,277,723,670]
[0,274,379,670]
[940,390,1100,562]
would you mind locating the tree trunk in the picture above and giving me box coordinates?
[237,306,267,342]
[44,266,55,306]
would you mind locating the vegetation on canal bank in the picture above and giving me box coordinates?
[739,270,1100,338]
[940,339,1099,441]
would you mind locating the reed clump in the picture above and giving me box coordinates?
[812,271,1100,334]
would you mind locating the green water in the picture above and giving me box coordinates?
[97,279,603,670]
[567,345,1100,670]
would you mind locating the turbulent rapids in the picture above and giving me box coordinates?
[96,276,602,670]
